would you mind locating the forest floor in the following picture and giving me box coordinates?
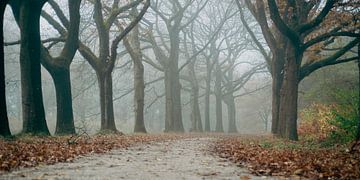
[0,135,263,180]
[1,133,359,179]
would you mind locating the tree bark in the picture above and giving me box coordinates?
[225,96,237,133]
[271,50,285,135]
[215,62,224,132]
[164,67,184,132]
[189,69,202,132]
[0,0,11,137]
[164,31,184,132]
[133,52,146,133]
[357,43,360,141]
[97,71,117,132]
[10,0,50,135]
[123,20,147,133]
[204,60,211,132]
[40,0,81,135]
[51,68,75,134]
[278,45,302,140]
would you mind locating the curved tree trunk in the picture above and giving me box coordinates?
[97,71,117,132]
[123,21,147,133]
[40,0,80,135]
[0,1,11,137]
[51,68,75,135]
[11,0,50,135]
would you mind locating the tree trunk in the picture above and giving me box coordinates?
[133,59,146,133]
[204,66,211,132]
[278,45,301,141]
[11,1,50,135]
[164,67,184,132]
[190,85,203,132]
[225,96,237,133]
[164,31,184,132]
[164,69,173,132]
[0,1,11,137]
[357,43,360,141]
[40,0,80,135]
[97,71,117,132]
[123,22,147,133]
[188,60,202,132]
[51,68,75,135]
[271,51,285,136]
[215,63,224,132]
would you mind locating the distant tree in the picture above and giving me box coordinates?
[9,0,50,135]
[186,1,237,132]
[221,42,266,133]
[236,0,287,137]
[122,2,150,133]
[144,0,208,132]
[0,0,11,137]
[182,28,203,132]
[258,105,271,132]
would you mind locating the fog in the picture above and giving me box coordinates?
[4,0,272,135]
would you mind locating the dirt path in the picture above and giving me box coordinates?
[1,137,264,180]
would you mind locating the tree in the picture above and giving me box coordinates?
[0,0,11,137]
[268,0,359,140]
[189,1,238,132]
[214,49,224,132]
[122,2,150,133]
[40,0,81,135]
[215,30,267,133]
[144,0,208,132]
[9,0,50,135]
[236,0,286,136]
[182,28,203,132]
[43,0,149,132]
[238,0,359,140]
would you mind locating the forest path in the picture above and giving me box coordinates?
[1,137,263,180]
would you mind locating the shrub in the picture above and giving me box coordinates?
[299,103,336,141]
[299,87,359,145]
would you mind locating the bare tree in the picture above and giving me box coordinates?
[143,0,208,132]
[238,0,359,140]
[122,2,150,133]
[266,0,359,140]
[182,28,203,132]
[183,0,237,132]
[40,0,81,135]
[236,0,286,136]
[42,0,150,132]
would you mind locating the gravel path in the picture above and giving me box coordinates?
[1,138,262,180]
